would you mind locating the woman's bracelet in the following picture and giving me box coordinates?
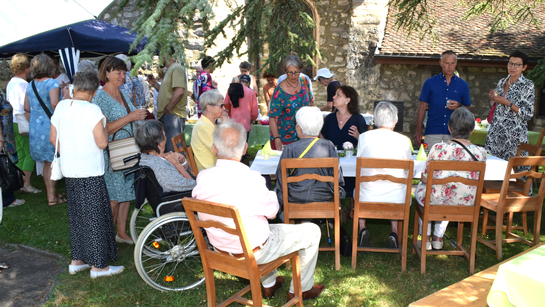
[274,136,281,140]
[509,102,513,109]
[181,161,188,166]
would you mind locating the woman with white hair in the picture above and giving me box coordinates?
[355,101,412,249]
[191,90,229,172]
[275,106,345,213]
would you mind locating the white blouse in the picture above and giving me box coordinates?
[50,99,106,178]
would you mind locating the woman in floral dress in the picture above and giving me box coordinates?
[24,54,62,206]
[268,54,313,150]
[485,50,534,162]
[415,108,487,250]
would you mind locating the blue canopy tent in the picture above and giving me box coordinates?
[0,19,147,82]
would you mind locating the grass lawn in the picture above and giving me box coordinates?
[2,166,544,307]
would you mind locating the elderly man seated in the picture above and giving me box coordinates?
[356,101,412,249]
[275,106,346,218]
[191,89,229,172]
[192,119,325,301]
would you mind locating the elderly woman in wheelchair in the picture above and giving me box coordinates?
[135,119,195,194]
[130,120,204,291]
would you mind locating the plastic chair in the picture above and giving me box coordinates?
[412,160,486,274]
[280,157,341,270]
[183,198,303,307]
[352,158,414,271]
[478,156,545,260]
[172,132,199,176]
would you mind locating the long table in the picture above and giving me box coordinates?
[409,243,545,307]
[470,129,543,146]
[250,151,510,181]
[184,123,270,147]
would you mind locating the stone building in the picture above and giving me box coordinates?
[2,0,543,136]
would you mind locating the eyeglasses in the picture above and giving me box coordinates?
[286,70,300,76]
[508,62,523,68]
[213,103,225,108]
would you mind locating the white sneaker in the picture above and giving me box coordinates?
[69,264,91,274]
[90,265,125,279]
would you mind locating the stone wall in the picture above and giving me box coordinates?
[346,0,390,113]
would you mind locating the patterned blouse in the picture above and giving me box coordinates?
[485,74,535,162]
[0,89,17,163]
[416,142,487,206]
[194,70,216,115]
[268,76,312,143]
[120,73,146,108]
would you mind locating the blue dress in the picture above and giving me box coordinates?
[93,90,136,203]
[120,74,146,108]
[26,79,59,162]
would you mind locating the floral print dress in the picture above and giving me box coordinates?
[268,76,312,143]
[416,142,487,206]
[0,89,17,163]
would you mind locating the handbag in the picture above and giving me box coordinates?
[14,114,29,136]
[487,102,496,124]
[0,150,24,192]
[107,95,139,171]
[50,121,63,181]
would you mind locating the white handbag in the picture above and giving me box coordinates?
[50,127,63,181]
[15,113,29,137]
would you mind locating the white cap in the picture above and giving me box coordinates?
[313,68,334,80]
[115,54,131,71]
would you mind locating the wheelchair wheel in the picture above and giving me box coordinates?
[130,202,156,242]
[134,212,205,292]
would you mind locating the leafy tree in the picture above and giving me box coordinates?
[115,0,320,74]
[388,0,545,87]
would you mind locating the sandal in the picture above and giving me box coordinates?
[0,262,9,269]
[48,197,67,206]
[20,186,42,194]
[7,199,25,207]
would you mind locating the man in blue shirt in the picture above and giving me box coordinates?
[414,50,471,147]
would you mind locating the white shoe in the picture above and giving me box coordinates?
[90,265,125,279]
[432,240,443,250]
[116,235,134,245]
[69,264,91,274]
[417,240,432,251]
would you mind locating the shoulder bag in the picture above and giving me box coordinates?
[50,119,63,181]
[14,113,29,137]
[107,95,140,171]
[0,150,24,192]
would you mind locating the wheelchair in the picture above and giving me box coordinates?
[124,155,205,292]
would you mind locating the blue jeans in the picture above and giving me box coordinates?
[159,114,185,153]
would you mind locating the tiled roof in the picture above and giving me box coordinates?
[379,0,545,59]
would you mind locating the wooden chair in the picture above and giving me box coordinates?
[171,133,199,176]
[280,157,341,270]
[352,158,414,271]
[182,198,303,307]
[412,160,486,274]
[482,142,542,236]
[478,156,545,260]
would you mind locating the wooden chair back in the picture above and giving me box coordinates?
[537,126,545,148]
[413,160,486,274]
[171,133,199,176]
[280,157,341,270]
[352,158,414,271]
[183,198,303,307]
[479,156,545,259]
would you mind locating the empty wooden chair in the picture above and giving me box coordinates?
[478,156,545,260]
[171,133,199,176]
[352,158,414,271]
[280,157,341,270]
[183,198,303,307]
[412,160,486,274]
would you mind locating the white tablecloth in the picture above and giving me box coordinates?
[250,151,509,181]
